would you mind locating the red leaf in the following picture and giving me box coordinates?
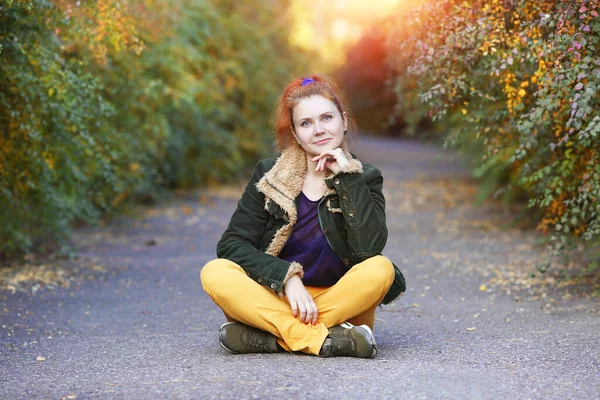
[579,6,587,13]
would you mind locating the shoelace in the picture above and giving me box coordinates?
[243,330,271,351]
[331,336,356,353]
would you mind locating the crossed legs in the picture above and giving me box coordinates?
[200,255,395,355]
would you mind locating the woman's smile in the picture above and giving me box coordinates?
[313,138,332,145]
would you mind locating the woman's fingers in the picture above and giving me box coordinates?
[297,301,307,322]
[304,301,313,323]
[319,158,327,171]
[315,155,331,172]
[293,298,317,324]
[312,149,347,173]
[312,151,334,162]
[286,283,318,324]
[290,299,298,317]
[308,300,318,325]
[317,158,325,171]
[304,298,318,324]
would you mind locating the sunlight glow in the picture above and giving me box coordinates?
[290,0,422,71]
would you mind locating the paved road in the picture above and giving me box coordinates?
[1,137,598,399]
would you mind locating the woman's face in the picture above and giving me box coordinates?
[291,95,347,157]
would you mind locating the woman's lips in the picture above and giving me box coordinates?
[313,138,331,145]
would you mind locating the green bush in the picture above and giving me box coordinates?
[0,0,306,256]
[386,0,600,262]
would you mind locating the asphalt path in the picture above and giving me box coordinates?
[1,137,598,399]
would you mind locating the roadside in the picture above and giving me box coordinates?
[1,137,598,399]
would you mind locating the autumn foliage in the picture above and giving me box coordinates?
[386,0,600,259]
[0,0,305,255]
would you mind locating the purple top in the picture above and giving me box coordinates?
[279,192,348,287]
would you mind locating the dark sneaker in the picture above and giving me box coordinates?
[319,322,377,358]
[218,322,280,354]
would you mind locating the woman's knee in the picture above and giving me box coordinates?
[200,258,236,291]
[363,255,395,287]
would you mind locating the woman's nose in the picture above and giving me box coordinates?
[314,121,324,133]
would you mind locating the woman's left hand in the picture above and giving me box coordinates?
[311,148,349,174]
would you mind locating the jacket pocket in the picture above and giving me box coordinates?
[326,196,342,214]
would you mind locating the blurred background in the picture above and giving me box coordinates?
[1,0,599,263]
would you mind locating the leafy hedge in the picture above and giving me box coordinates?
[0,0,305,255]
[386,0,600,265]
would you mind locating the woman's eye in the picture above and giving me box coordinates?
[301,121,310,127]
[323,115,332,121]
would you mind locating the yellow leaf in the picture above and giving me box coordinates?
[181,205,193,215]
[518,88,526,97]
[461,109,468,115]
[479,284,487,291]
[130,162,141,173]
[36,356,46,361]
[466,327,476,331]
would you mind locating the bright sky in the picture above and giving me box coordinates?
[290,0,421,70]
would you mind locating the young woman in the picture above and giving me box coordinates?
[201,75,405,358]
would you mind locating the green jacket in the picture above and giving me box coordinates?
[217,144,406,304]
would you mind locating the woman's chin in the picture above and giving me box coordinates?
[315,140,341,152]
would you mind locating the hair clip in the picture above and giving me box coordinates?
[301,78,316,86]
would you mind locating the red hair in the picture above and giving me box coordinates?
[272,74,353,151]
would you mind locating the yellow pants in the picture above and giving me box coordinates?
[200,255,394,355]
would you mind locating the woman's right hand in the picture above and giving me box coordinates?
[284,274,318,325]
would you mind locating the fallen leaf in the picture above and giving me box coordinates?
[479,284,487,291]
[181,205,193,215]
[36,356,46,361]
[466,327,477,331]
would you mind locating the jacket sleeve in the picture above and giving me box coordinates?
[216,160,302,296]
[325,163,387,259]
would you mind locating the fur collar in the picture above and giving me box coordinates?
[255,143,363,257]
